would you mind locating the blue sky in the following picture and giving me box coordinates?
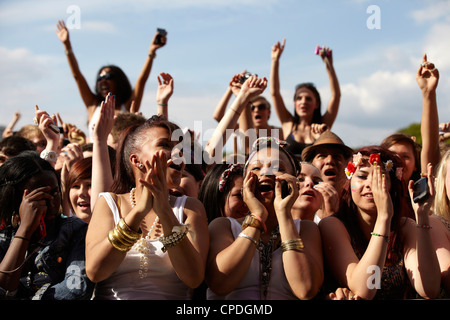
[1,0,449,150]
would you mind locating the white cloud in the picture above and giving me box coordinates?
[410,1,450,24]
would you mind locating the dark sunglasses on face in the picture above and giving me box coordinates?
[251,104,268,111]
[97,73,114,82]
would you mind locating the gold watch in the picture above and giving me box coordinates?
[242,214,264,233]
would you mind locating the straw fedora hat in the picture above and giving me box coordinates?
[301,131,353,162]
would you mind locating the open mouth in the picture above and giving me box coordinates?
[254,115,262,120]
[323,168,337,177]
[257,181,275,195]
[77,201,90,211]
[302,190,315,197]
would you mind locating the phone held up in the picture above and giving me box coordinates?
[413,177,429,203]
[155,28,167,45]
[239,71,258,84]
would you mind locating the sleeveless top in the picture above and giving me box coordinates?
[93,193,191,300]
[207,217,301,300]
[285,131,312,159]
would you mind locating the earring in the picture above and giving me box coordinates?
[138,163,144,169]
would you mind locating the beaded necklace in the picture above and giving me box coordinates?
[257,226,280,299]
[129,187,161,278]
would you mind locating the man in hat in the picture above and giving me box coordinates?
[300,130,353,222]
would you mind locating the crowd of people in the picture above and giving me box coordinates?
[0,21,449,301]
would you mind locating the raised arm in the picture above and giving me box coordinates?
[155,72,173,118]
[205,75,267,159]
[55,20,97,117]
[416,54,440,174]
[318,46,341,129]
[90,93,115,212]
[270,38,293,138]
[128,30,167,113]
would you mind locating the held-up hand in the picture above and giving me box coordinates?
[93,92,116,142]
[274,174,300,215]
[139,151,170,215]
[371,162,394,221]
[408,163,435,218]
[156,72,174,106]
[242,171,269,223]
[149,30,167,54]
[239,75,268,101]
[271,38,286,61]
[55,20,70,45]
[34,105,60,144]
[416,54,439,95]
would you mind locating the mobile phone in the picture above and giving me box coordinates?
[413,177,429,203]
[155,28,167,45]
[239,71,257,84]
[281,180,290,199]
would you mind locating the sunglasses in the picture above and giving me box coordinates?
[251,104,268,111]
[97,73,114,82]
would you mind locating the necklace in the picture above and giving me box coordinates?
[258,225,280,299]
[129,187,161,278]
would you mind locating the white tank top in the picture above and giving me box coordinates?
[93,193,191,300]
[207,217,301,300]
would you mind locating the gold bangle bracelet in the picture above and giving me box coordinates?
[108,230,133,252]
[113,228,136,247]
[117,218,142,241]
[281,238,304,252]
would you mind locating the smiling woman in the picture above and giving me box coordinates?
[85,115,209,300]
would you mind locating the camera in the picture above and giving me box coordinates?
[155,28,167,45]
[239,71,257,84]
[281,180,290,199]
[413,177,429,203]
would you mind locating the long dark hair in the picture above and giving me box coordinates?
[334,146,412,261]
[95,65,132,108]
[198,162,243,223]
[0,151,60,225]
[111,115,181,194]
[292,82,322,125]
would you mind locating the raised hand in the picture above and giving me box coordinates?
[416,53,439,95]
[408,163,435,218]
[156,73,174,106]
[271,38,286,61]
[93,92,116,142]
[139,151,170,215]
[55,20,70,45]
[274,174,300,215]
[240,75,268,100]
[242,171,268,222]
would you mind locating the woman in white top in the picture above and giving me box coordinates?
[85,115,209,299]
[206,137,323,300]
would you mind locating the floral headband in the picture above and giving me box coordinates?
[218,164,242,192]
[345,152,403,180]
[244,137,298,175]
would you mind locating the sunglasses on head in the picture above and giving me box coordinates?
[250,104,268,111]
[97,73,114,82]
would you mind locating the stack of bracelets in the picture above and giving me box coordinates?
[108,218,142,252]
[108,218,191,253]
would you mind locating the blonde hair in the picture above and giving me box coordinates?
[434,150,450,222]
